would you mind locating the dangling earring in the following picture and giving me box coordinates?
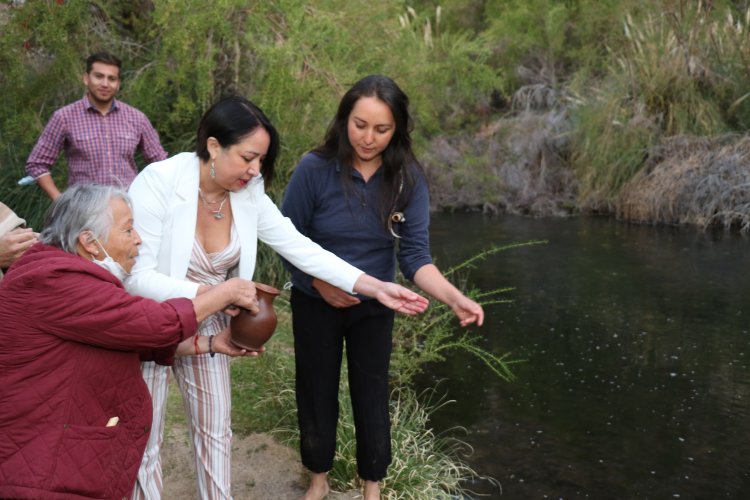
[210,161,216,179]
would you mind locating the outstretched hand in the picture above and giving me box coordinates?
[412,263,484,327]
[450,295,484,327]
[374,282,429,315]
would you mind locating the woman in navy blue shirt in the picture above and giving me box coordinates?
[281,75,484,500]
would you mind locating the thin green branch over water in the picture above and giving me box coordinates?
[391,240,546,386]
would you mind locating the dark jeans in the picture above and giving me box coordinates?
[291,288,395,481]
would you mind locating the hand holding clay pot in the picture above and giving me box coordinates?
[230,282,281,351]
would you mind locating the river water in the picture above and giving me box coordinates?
[419,212,750,499]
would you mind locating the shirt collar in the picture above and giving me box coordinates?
[351,166,382,182]
[83,94,120,114]
[334,160,383,181]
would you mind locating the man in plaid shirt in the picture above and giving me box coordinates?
[25,52,167,200]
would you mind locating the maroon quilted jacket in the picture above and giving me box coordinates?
[0,243,198,499]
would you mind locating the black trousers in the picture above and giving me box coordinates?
[291,288,395,481]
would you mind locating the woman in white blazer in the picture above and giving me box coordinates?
[126,96,428,500]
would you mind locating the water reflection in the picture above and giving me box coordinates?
[419,213,750,499]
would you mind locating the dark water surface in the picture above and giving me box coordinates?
[420,213,750,499]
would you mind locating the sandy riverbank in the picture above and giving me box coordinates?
[161,423,359,499]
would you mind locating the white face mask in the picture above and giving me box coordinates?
[91,238,130,282]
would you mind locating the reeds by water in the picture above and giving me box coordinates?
[617,134,750,231]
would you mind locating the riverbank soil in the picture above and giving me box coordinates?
[161,393,358,498]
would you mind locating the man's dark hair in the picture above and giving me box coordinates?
[86,52,122,74]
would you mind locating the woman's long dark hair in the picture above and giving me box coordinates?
[313,75,422,227]
[196,96,279,189]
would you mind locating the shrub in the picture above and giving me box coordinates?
[0,0,499,227]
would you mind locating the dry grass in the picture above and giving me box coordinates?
[422,84,578,216]
[330,387,499,500]
[617,134,750,231]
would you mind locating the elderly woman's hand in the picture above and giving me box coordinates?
[221,277,260,314]
[175,328,265,357]
[212,326,265,357]
[191,278,258,322]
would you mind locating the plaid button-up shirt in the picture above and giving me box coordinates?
[25,95,167,189]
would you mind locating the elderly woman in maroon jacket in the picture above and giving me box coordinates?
[0,184,259,500]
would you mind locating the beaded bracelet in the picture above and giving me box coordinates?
[208,335,216,358]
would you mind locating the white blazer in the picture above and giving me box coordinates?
[125,152,362,302]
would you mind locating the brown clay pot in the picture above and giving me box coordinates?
[230,282,281,350]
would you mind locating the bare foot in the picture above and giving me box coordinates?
[300,472,329,500]
[363,480,380,500]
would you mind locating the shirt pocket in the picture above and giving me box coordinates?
[114,129,139,155]
[70,134,99,161]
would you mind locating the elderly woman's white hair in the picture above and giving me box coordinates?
[39,184,132,254]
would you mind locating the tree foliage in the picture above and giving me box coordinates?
[0,0,499,228]
[6,1,750,227]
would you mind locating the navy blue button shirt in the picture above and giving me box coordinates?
[281,152,433,299]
